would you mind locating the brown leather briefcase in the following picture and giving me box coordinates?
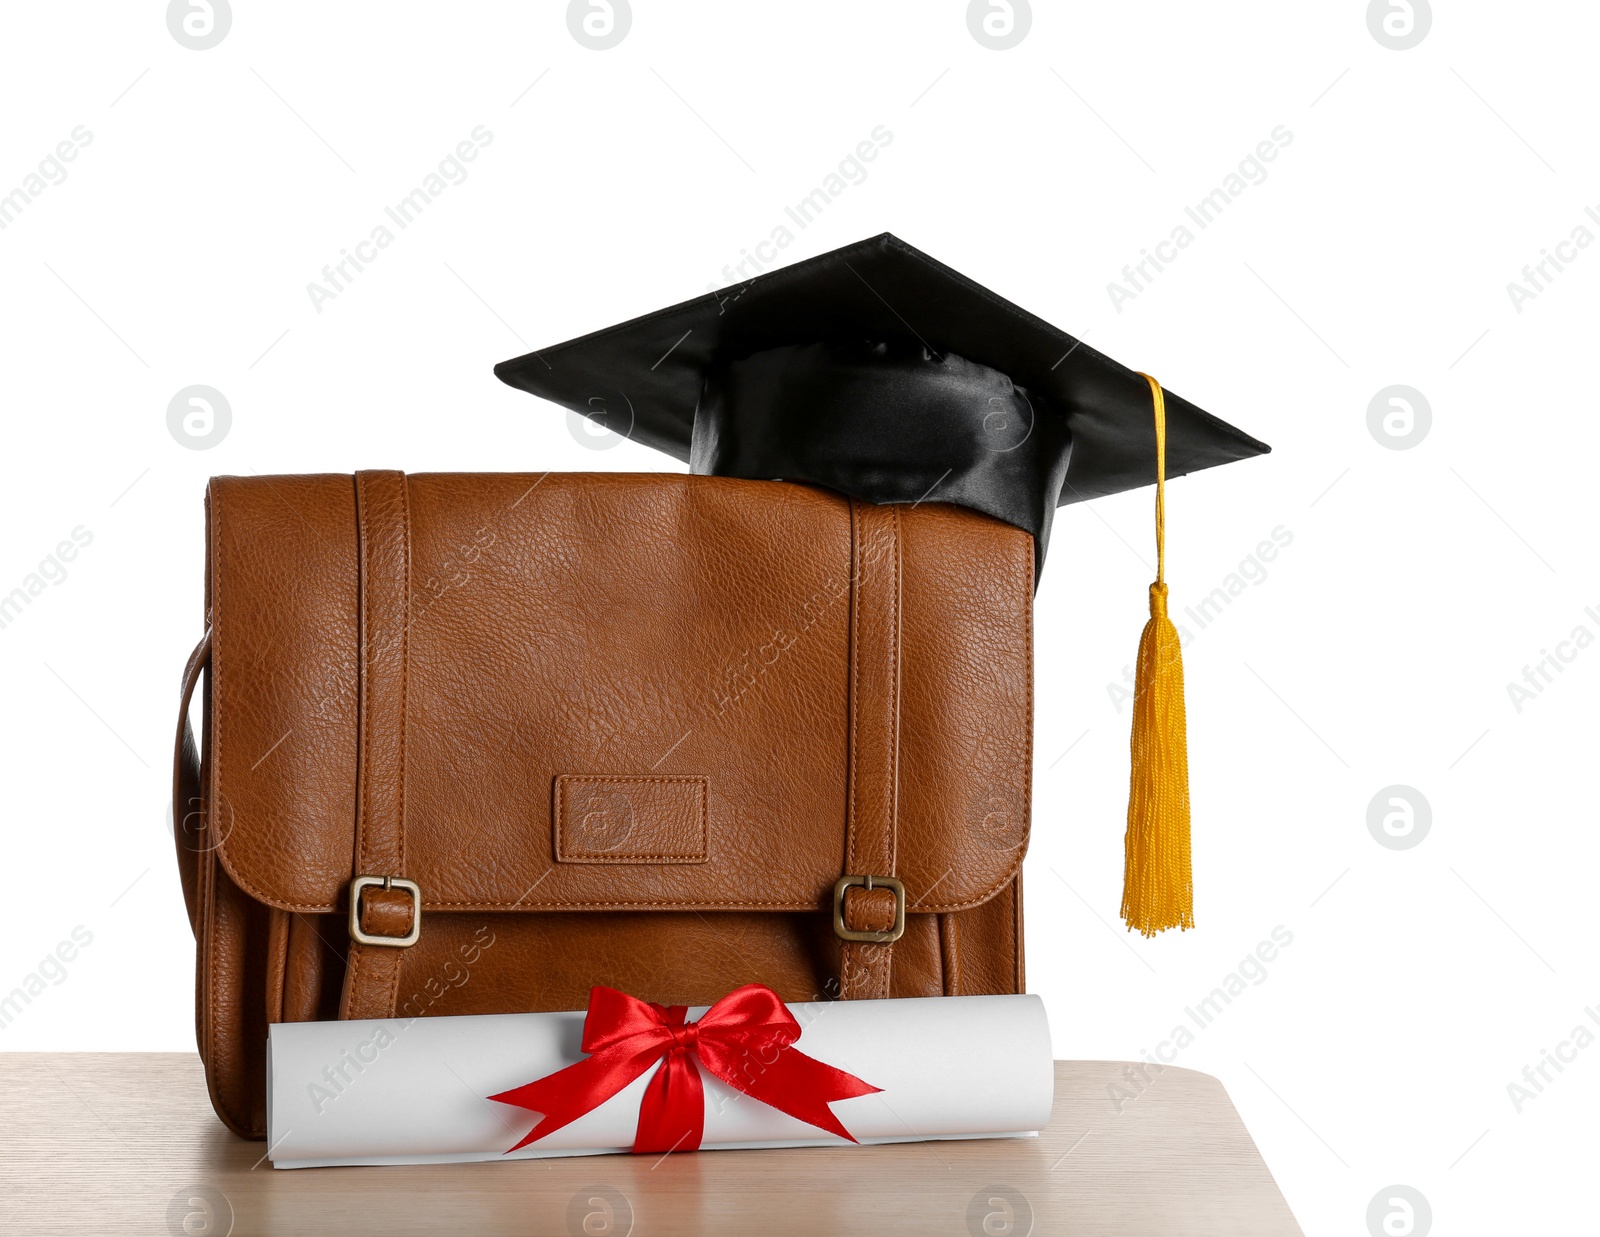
[172,470,1033,1137]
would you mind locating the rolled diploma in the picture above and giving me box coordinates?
[267,993,1053,1168]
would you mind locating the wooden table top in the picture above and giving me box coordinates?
[0,1053,1300,1236]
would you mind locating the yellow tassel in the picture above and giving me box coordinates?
[1121,375,1194,937]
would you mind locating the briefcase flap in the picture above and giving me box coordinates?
[205,473,1033,917]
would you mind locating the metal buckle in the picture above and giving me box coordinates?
[832,874,906,944]
[348,875,422,948]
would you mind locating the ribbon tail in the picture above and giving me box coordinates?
[631,1052,705,1154]
[489,1046,662,1153]
[701,1039,881,1144]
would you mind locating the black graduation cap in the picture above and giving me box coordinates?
[493,232,1268,573]
[497,233,1263,935]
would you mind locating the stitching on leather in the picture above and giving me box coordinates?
[557,854,712,863]
[209,478,226,926]
[343,936,364,1015]
[845,499,862,876]
[420,897,844,908]
[205,488,256,1133]
[1021,529,1034,866]
[208,811,1026,914]
[385,948,402,1017]
[871,508,903,998]
[199,818,215,1057]
[396,472,410,880]
[201,854,1024,914]
[201,866,254,1137]
[944,913,961,995]
[555,776,709,862]
[557,853,711,863]
[886,505,900,878]
[266,908,288,1023]
[558,775,710,785]
[345,473,411,1021]
[1012,875,1024,993]
[205,485,1032,920]
[552,777,562,861]
[938,913,951,995]
[209,844,1024,908]
[553,777,563,861]
[349,472,374,1020]
[200,891,1003,912]
[840,504,900,999]
[356,472,374,877]
[840,500,863,997]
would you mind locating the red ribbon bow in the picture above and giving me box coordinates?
[489,984,881,1154]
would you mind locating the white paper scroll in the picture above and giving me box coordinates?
[266,993,1053,1168]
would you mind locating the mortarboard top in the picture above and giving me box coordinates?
[494,232,1269,573]
[496,233,1250,934]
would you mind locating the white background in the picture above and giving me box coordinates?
[1,2,1595,1234]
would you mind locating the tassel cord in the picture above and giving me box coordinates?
[1121,374,1194,937]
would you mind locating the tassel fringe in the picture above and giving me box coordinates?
[1121,373,1194,937]
[1121,582,1193,936]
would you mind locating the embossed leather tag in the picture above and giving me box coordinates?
[553,775,710,865]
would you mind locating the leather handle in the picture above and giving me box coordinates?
[172,629,212,939]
